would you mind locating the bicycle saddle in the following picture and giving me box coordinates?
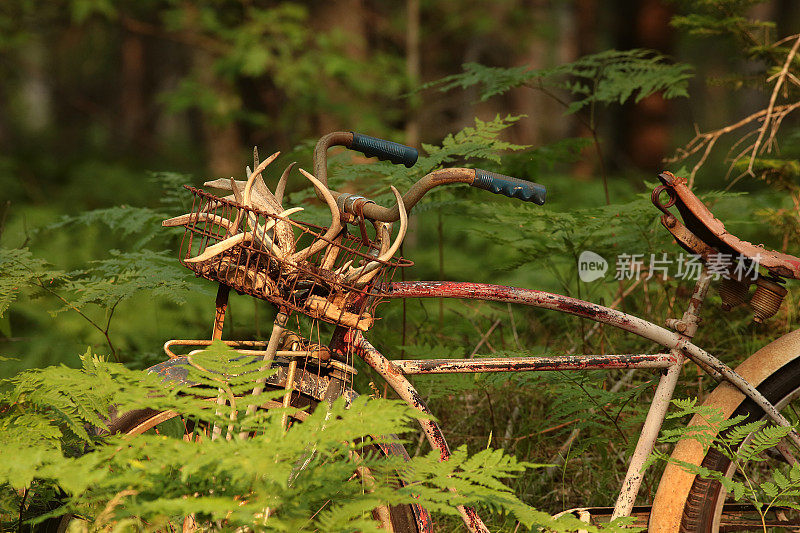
[655,171,800,280]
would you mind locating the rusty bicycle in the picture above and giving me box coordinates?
[115,131,800,532]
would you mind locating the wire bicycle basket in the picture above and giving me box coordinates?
[174,187,410,330]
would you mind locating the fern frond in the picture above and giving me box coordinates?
[426,49,693,113]
[0,247,63,318]
[56,250,200,316]
[736,424,793,463]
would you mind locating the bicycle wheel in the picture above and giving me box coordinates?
[679,357,800,532]
[103,366,424,533]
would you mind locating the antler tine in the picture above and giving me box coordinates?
[226,177,247,238]
[275,161,296,208]
[375,221,392,256]
[203,178,247,191]
[243,151,280,207]
[372,186,406,263]
[162,212,237,229]
[237,164,296,258]
[184,207,302,264]
[290,169,343,262]
[253,146,259,169]
[185,233,248,263]
[257,207,303,257]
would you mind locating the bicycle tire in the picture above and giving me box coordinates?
[679,357,800,532]
[104,367,424,533]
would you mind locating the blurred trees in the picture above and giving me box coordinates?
[0,0,701,208]
[2,1,800,521]
[1,0,799,361]
[1,0,798,195]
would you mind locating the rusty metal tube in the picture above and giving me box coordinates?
[349,331,490,533]
[240,312,289,438]
[391,353,676,374]
[388,281,800,449]
[612,361,684,519]
[612,270,713,519]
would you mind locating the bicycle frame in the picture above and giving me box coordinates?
[161,136,800,531]
[324,269,800,533]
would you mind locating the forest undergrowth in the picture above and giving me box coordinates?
[2,0,800,530]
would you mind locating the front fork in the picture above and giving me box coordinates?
[343,329,491,533]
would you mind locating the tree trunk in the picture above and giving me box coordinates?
[193,48,242,177]
[570,0,600,179]
[405,0,420,147]
[616,0,674,172]
[120,31,146,143]
[311,0,367,135]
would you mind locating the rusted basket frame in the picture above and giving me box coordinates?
[177,186,410,329]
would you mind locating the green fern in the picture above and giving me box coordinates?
[670,0,776,54]
[58,249,198,314]
[3,342,644,532]
[427,49,693,113]
[652,398,800,527]
[0,247,63,319]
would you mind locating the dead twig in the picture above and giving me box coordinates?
[747,34,800,176]
[469,318,502,358]
[667,33,800,188]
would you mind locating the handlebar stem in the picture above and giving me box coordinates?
[313,131,353,187]
[312,131,476,223]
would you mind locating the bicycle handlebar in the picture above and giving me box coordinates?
[350,132,419,168]
[471,169,546,205]
[312,131,546,223]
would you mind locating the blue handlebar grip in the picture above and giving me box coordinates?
[350,132,418,168]
[472,169,546,205]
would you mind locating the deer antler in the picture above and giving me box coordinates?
[290,169,343,263]
[275,162,296,207]
[184,207,304,264]
[243,151,281,209]
[162,212,237,229]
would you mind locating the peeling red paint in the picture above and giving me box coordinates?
[391,353,676,374]
[387,282,679,346]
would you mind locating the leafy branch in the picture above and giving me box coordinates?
[1,247,195,362]
[0,343,640,531]
[425,49,693,203]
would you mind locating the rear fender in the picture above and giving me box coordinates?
[650,328,800,531]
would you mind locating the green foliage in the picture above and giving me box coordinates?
[655,397,746,453]
[421,114,529,168]
[0,243,197,360]
[59,249,196,314]
[47,206,167,247]
[1,171,200,359]
[0,247,62,318]
[422,47,692,207]
[478,196,661,259]
[485,366,654,458]
[670,0,776,52]
[428,49,693,114]
[151,2,406,129]
[0,342,639,532]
